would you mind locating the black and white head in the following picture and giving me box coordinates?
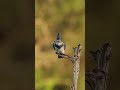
[53,33,66,58]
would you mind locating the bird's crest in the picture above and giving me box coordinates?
[57,33,61,40]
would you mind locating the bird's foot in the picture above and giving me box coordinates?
[58,55,63,58]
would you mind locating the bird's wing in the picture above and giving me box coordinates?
[64,43,66,50]
[53,42,55,50]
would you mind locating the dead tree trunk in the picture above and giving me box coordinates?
[56,44,82,90]
[86,43,112,90]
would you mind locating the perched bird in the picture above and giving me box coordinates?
[53,33,66,58]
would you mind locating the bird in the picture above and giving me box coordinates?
[53,33,66,58]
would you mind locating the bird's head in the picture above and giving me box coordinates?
[56,33,61,40]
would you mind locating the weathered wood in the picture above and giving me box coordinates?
[86,43,112,90]
[56,44,82,90]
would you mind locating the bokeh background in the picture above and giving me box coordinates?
[0,0,34,90]
[35,0,85,90]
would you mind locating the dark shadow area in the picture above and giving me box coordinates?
[86,0,120,90]
[0,0,34,90]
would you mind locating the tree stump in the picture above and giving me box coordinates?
[86,43,112,90]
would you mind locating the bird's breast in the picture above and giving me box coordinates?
[55,44,63,49]
[55,46,64,54]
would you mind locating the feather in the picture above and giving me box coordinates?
[53,42,55,50]
[55,44,63,49]
[57,33,61,40]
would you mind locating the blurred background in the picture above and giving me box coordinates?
[85,0,120,90]
[35,0,85,90]
[0,0,34,90]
